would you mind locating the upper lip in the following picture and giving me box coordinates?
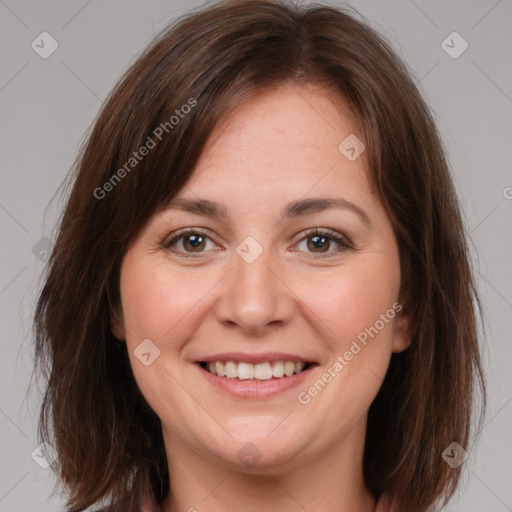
[196,352,317,364]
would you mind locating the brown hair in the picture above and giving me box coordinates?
[32,1,486,511]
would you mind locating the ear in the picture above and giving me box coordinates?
[110,309,126,341]
[391,303,412,353]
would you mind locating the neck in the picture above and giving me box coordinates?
[159,415,376,512]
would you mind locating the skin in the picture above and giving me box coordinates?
[112,82,410,512]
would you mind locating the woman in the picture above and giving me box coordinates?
[32,1,486,511]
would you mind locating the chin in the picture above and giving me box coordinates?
[215,426,313,472]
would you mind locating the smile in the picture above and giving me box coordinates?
[195,358,319,399]
[199,360,312,380]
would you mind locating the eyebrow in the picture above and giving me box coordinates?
[166,197,371,227]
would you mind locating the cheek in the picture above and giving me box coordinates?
[299,261,400,418]
[297,257,400,345]
[117,255,207,416]
[119,255,212,342]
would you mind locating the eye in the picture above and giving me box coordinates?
[163,229,217,257]
[294,228,353,257]
[163,227,353,259]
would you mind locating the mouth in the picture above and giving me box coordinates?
[197,360,317,381]
[194,352,320,398]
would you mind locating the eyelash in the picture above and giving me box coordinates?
[162,227,353,259]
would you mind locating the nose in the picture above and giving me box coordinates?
[214,243,294,336]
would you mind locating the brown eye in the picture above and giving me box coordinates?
[182,233,206,252]
[295,228,352,258]
[307,234,331,252]
[164,229,215,256]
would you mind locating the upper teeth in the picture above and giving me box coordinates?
[206,361,306,380]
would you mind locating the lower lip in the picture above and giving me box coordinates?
[195,363,317,399]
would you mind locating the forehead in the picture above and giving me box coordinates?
[182,82,372,202]
[201,82,361,154]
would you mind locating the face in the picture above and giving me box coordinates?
[112,83,409,473]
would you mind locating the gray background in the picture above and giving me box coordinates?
[0,0,511,510]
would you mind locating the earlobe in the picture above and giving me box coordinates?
[110,311,126,341]
[392,309,412,353]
